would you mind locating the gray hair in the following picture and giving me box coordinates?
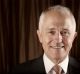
[38,5,76,32]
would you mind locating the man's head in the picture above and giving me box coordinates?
[37,5,77,64]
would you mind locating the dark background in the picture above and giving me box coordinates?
[0,0,80,73]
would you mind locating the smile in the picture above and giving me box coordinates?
[50,46,64,49]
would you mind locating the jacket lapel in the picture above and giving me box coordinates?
[31,56,46,74]
[67,57,80,74]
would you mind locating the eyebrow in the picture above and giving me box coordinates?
[47,28,70,31]
[48,28,56,30]
[62,29,69,31]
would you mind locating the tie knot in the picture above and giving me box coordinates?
[53,65,62,74]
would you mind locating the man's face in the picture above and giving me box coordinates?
[37,12,77,63]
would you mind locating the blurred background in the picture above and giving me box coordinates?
[0,0,80,73]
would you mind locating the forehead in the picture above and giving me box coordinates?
[41,12,74,31]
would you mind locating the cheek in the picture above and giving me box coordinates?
[43,35,52,43]
[42,36,53,49]
[41,36,49,47]
[63,37,73,48]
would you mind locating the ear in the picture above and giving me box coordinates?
[73,32,77,41]
[37,30,43,43]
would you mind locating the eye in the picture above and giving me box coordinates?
[49,31,56,35]
[61,31,70,36]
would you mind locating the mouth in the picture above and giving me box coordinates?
[50,46,64,49]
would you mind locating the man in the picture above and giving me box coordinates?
[12,5,80,74]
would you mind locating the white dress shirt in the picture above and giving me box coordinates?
[43,53,69,74]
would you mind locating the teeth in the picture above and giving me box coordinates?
[52,46,64,49]
[54,47,62,49]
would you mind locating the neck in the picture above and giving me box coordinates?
[46,54,67,64]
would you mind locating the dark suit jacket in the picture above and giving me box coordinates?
[12,56,80,74]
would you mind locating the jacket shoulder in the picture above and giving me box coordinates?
[69,57,80,73]
[11,56,45,74]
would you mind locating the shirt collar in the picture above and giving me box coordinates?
[43,53,69,74]
[59,55,69,73]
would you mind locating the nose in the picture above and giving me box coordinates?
[56,32,62,43]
